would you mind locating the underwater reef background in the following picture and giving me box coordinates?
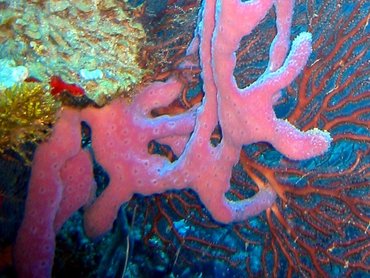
[0,0,369,277]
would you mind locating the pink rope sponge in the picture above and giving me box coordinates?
[14,0,332,277]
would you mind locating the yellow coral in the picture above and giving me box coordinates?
[0,83,60,158]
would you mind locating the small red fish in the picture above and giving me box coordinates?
[50,76,85,97]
